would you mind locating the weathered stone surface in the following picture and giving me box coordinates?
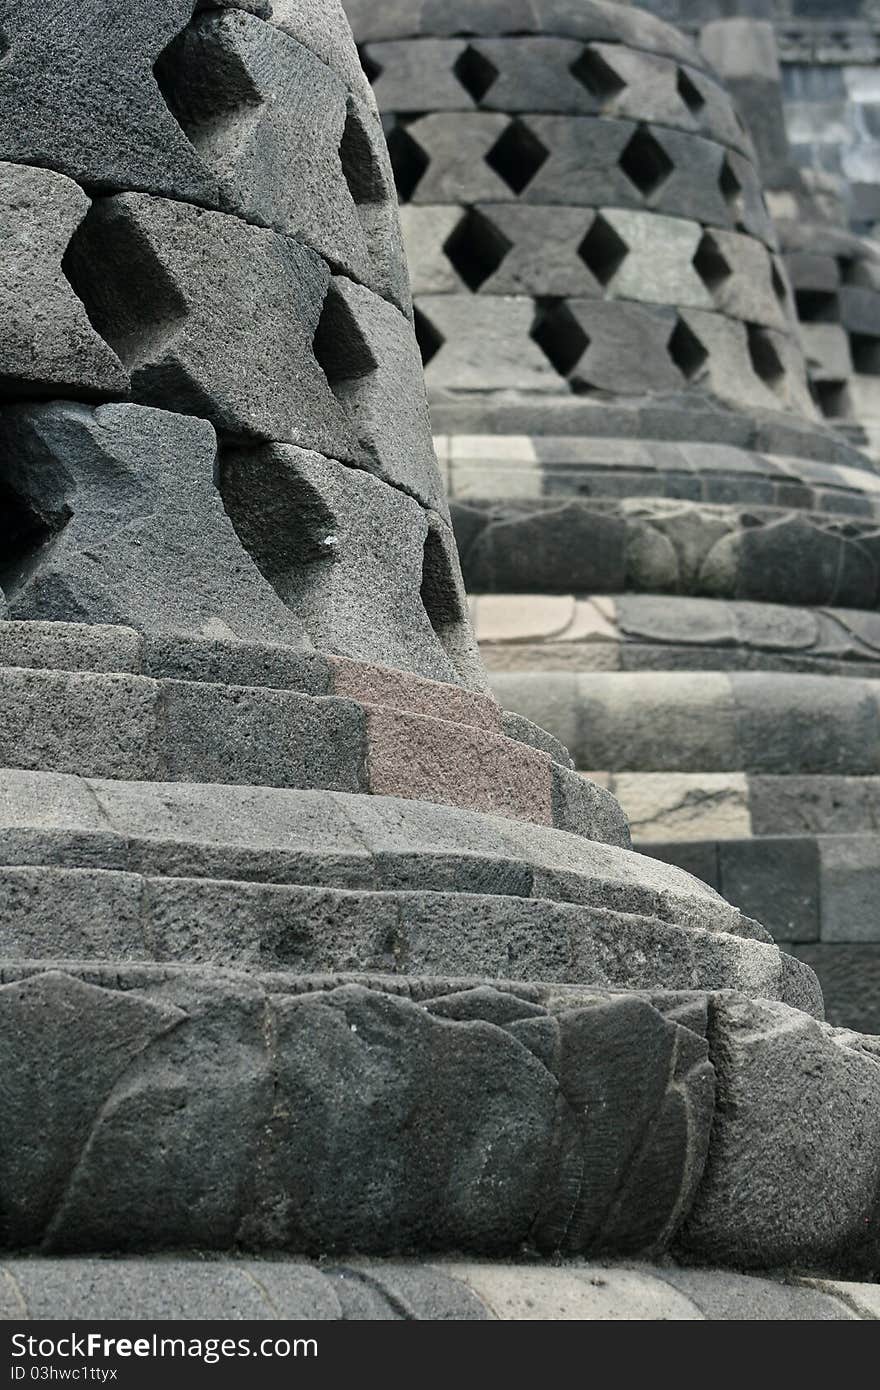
[0,966,714,1256]
[314,276,443,510]
[219,445,459,681]
[0,403,307,647]
[0,0,216,202]
[3,1257,875,1320]
[680,995,880,1271]
[64,193,362,456]
[0,163,128,399]
[156,11,382,295]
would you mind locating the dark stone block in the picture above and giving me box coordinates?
[718,837,820,942]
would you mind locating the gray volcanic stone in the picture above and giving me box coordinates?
[657,1265,856,1321]
[0,0,216,203]
[680,995,880,1272]
[460,37,601,115]
[461,504,628,594]
[566,302,685,393]
[4,1256,877,1320]
[419,296,563,393]
[315,276,443,510]
[0,163,128,399]
[0,403,306,647]
[64,193,362,458]
[220,444,460,681]
[155,10,377,291]
[0,966,714,1256]
[789,944,880,1036]
[368,39,474,111]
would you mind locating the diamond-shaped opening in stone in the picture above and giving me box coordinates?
[359,45,383,85]
[386,120,430,202]
[692,232,732,294]
[420,524,464,671]
[443,209,512,291]
[485,120,549,195]
[339,98,386,205]
[719,155,742,207]
[530,300,589,377]
[794,289,838,323]
[771,260,789,304]
[312,282,378,391]
[578,214,628,286]
[153,20,262,154]
[677,67,706,114]
[619,128,674,198]
[813,379,851,419]
[61,206,189,371]
[453,44,499,103]
[668,317,708,380]
[747,324,785,389]
[413,306,444,367]
[0,480,61,597]
[570,46,626,102]
[851,333,880,375]
[838,255,857,285]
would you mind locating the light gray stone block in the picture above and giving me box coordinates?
[418,295,563,392]
[64,193,363,457]
[681,995,880,1271]
[220,445,460,681]
[0,403,308,647]
[0,163,128,399]
[0,0,216,202]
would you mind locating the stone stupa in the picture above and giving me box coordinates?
[353,0,880,1036]
[0,0,878,1320]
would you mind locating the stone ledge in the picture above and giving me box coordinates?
[1,1256,876,1320]
[0,867,789,1000]
[0,774,761,939]
[491,670,880,775]
[0,969,875,1269]
[474,593,880,677]
[0,654,627,843]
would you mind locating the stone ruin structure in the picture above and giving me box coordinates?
[702,18,880,462]
[0,0,878,1320]
[354,0,880,1038]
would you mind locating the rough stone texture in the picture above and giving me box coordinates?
[155,10,395,301]
[680,994,880,1273]
[64,193,362,457]
[0,0,216,202]
[1,1257,873,1320]
[314,276,443,510]
[0,163,128,400]
[0,967,714,1256]
[219,445,458,681]
[0,403,306,647]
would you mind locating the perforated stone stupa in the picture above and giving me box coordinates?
[0,0,879,1319]
[351,0,880,1035]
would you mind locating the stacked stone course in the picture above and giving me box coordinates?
[0,0,878,1318]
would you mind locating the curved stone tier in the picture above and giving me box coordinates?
[456,496,880,607]
[3,1256,873,1317]
[0,966,876,1271]
[474,593,880,677]
[0,620,624,844]
[3,1257,878,1320]
[492,670,880,776]
[352,0,813,417]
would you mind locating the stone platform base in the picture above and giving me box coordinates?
[1,1257,877,1320]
